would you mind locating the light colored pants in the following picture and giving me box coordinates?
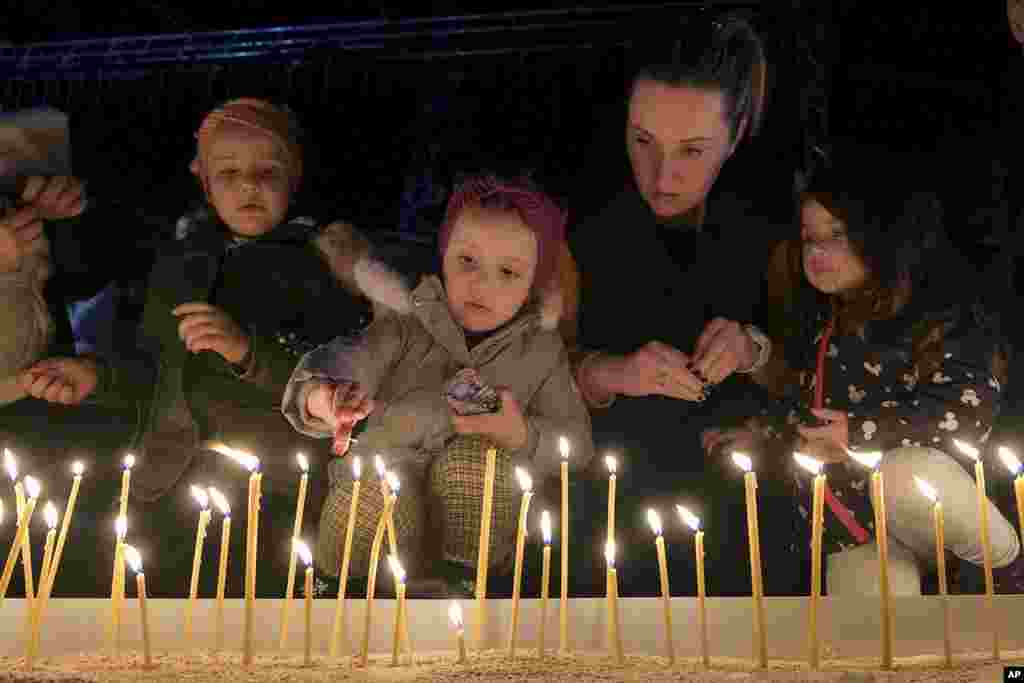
[827,446,1020,595]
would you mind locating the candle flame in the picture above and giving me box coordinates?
[190,485,209,509]
[559,437,570,460]
[210,443,259,471]
[998,446,1023,476]
[605,539,616,568]
[208,487,230,516]
[71,461,85,476]
[123,454,136,470]
[43,501,58,529]
[385,471,400,495]
[293,538,313,567]
[375,455,386,478]
[914,476,938,503]
[115,515,127,539]
[732,452,753,472]
[124,545,142,574]
[847,449,883,470]
[541,510,552,544]
[647,508,663,536]
[953,439,979,461]
[388,554,406,583]
[352,456,362,479]
[793,452,824,475]
[24,476,40,499]
[448,601,464,629]
[605,455,617,474]
[515,467,533,492]
[296,452,309,473]
[676,504,701,532]
[4,449,16,481]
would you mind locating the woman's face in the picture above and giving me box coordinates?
[626,79,735,219]
[800,198,869,295]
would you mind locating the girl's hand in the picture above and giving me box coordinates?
[173,302,251,365]
[326,381,374,455]
[19,357,99,405]
[449,388,529,451]
[796,408,849,463]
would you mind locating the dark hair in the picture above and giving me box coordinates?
[629,15,767,143]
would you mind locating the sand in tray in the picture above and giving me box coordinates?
[1,650,1021,683]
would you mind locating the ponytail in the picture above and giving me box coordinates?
[631,14,767,143]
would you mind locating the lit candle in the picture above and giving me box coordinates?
[605,455,617,549]
[25,502,57,669]
[111,454,135,648]
[647,509,675,665]
[678,505,709,668]
[185,485,211,648]
[109,515,127,655]
[208,487,231,655]
[450,601,467,664]
[0,475,39,605]
[537,510,552,658]
[605,540,623,664]
[360,474,396,667]
[38,462,83,597]
[474,446,498,651]
[4,450,34,612]
[953,438,999,661]
[280,453,311,650]
[732,452,767,668]
[292,540,314,666]
[848,449,892,669]
[507,467,534,659]
[388,555,407,666]
[997,446,1024,542]
[915,477,953,668]
[558,437,570,654]
[123,545,152,668]
[795,452,826,670]
[330,456,363,658]
[376,456,397,554]
[218,445,262,667]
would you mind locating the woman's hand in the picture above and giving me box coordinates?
[796,408,850,463]
[691,317,759,384]
[449,388,529,451]
[19,357,99,405]
[583,341,705,403]
[173,302,251,365]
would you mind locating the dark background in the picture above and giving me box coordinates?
[3,2,1024,597]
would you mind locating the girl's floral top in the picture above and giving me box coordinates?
[762,299,1004,553]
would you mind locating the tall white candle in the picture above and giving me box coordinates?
[647,509,675,665]
[605,455,617,550]
[795,453,826,670]
[4,450,34,612]
[208,487,231,655]
[732,452,767,668]
[388,555,408,666]
[280,453,310,649]
[538,510,552,658]
[507,468,533,659]
[954,438,999,661]
[330,456,363,658]
[450,601,467,663]
[0,476,40,605]
[605,540,623,664]
[123,545,152,668]
[185,486,211,648]
[293,540,314,666]
[915,477,953,668]
[558,437,570,654]
[997,447,1024,541]
[678,505,709,668]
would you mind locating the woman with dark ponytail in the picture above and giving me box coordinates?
[568,16,795,596]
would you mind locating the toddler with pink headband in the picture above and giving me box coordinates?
[282,173,594,594]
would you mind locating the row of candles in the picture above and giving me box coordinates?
[2,434,1023,671]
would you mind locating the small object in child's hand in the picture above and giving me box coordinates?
[445,368,501,416]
